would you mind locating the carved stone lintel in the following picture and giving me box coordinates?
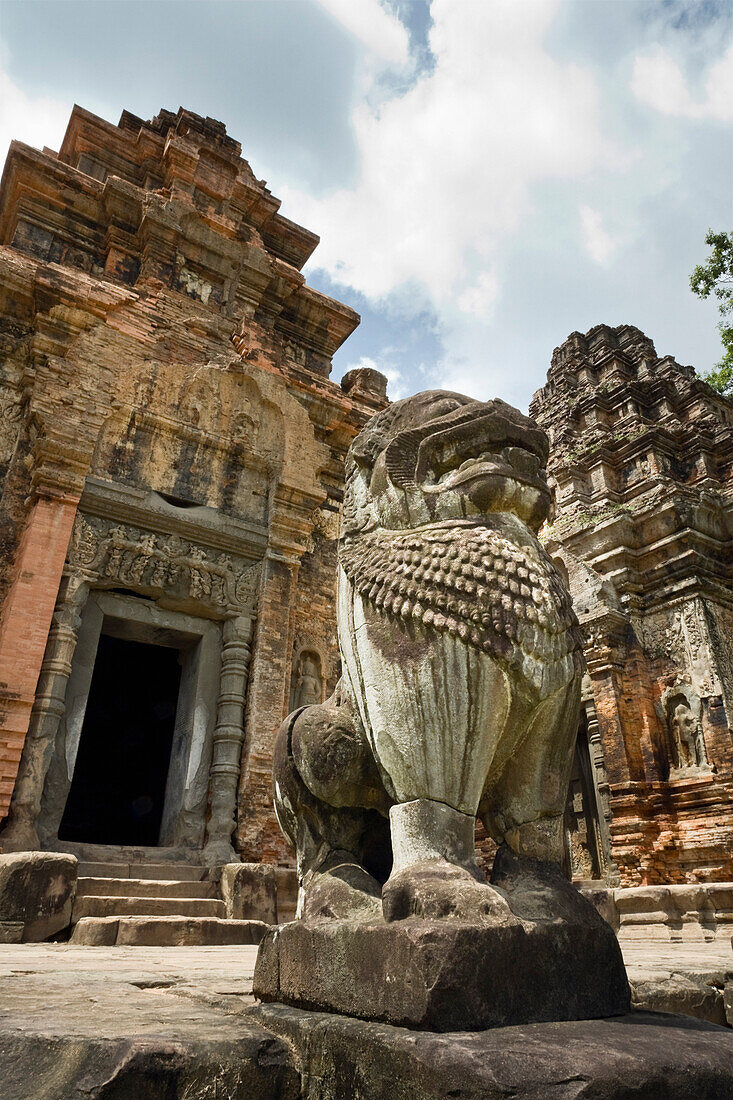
[68,513,261,613]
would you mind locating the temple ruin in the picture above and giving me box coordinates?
[531,325,733,887]
[0,105,387,932]
[0,107,731,943]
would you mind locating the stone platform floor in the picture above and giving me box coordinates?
[622,938,732,984]
[0,941,261,1006]
[0,939,730,1098]
[622,938,732,1026]
[1,937,729,1009]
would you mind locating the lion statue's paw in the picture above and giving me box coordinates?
[381,859,514,924]
[301,852,383,922]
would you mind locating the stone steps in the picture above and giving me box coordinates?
[76,876,218,899]
[68,858,291,942]
[71,860,221,927]
[77,861,206,881]
[72,894,226,922]
[70,915,267,946]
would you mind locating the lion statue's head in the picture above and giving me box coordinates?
[342,391,551,536]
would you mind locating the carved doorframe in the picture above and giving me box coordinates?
[38,592,222,852]
[2,489,264,856]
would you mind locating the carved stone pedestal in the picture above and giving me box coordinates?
[254,907,630,1031]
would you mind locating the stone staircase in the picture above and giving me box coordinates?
[70,860,268,946]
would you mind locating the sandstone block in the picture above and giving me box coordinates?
[70,914,268,946]
[71,894,224,921]
[221,862,277,923]
[0,851,77,941]
[70,917,119,946]
[254,913,630,1031]
[615,883,733,942]
[631,975,727,1027]
[275,866,298,923]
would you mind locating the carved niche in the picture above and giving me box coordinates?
[660,683,709,775]
[289,648,325,712]
[68,514,261,613]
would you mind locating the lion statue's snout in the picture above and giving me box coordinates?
[345,391,553,533]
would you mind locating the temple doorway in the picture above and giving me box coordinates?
[59,633,182,846]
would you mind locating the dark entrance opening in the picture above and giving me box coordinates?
[59,633,182,846]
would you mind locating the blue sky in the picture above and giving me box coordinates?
[0,0,730,410]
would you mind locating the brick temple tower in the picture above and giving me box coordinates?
[531,324,733,886]
[0,105,387,902]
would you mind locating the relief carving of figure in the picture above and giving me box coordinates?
[103,525,128,577]
[211,554,234,605]
[187,546,212,599]
[667,692,707,771]
[291,651,324,710]
[165,536,184,587]
[125,532,157,583]
[149,550,170,589]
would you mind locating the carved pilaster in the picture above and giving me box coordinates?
[202,614,254,865]
[582,690,619,885]
[0,574,89,850]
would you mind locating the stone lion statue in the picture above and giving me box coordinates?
[273,391,584,923]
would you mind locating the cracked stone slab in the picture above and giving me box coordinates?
[253,1002,733,1100]
[1,940,731,1098]
[0,962,297,1099]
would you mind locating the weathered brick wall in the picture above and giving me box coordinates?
[290,516,342,702]
[0,104,387,849]
[237,556,300,864]
[0,497,79,815]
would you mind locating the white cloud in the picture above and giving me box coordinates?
[580,206,616,265]
[457,270,499,318]
[314,0,410,69]
[0,67,69,169]
[631,42,733,122]
[281,0,615,398]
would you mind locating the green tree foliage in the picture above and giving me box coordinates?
[690,229,733,395]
